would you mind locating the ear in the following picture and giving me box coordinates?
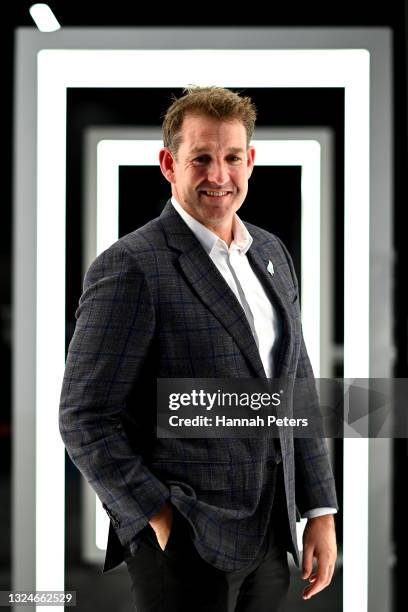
[159,148,176,184]
[246,146,256,179]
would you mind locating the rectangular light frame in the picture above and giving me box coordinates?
[95,136,321,551]
[33,47,370,611]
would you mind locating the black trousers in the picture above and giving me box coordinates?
[124,466,291,612]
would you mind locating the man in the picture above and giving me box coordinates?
[59,86,338,611]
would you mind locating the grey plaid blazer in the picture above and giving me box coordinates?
[59,199,338,574]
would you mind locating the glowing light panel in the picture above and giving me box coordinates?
[36,48,370,611]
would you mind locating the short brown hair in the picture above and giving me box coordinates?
[162,85,257,157]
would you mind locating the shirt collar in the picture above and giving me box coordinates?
[171,196,253,256]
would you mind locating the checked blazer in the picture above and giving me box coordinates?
[59,199,338,574]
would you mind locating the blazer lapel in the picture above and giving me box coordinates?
[160,201,266,377]
[246,239,295,378]
[245,236,297,462]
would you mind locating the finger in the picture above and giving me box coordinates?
[302,566,332,599]
[302,546,315,579]
[326,562,335,584]
[159,534,169,551]
[155,528,171,551]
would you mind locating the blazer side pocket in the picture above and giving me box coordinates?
[150,460,231,491]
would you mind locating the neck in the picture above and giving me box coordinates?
[172,195,235,246]
[206,224,233,246]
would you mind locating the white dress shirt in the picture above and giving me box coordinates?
[171,197,337,520]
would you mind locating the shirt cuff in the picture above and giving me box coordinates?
[302,507,338,519]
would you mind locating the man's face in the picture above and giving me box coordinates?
[160,113,255,230]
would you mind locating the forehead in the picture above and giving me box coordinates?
[179,113,247,152]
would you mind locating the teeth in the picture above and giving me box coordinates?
[203,191,229,196]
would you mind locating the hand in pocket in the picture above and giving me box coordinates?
[149,502,174,551]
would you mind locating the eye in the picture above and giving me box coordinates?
[192,156,209,164]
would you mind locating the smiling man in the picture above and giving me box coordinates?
[159,112,255,245]
[59,86,338,612]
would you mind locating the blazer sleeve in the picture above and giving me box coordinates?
[274,236,339,514]
[293,330,339,513]
[59,242,170,551]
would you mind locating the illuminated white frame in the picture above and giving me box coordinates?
[93,136,322,550]
[83,125,335,373]
[33,47,372,610]
[97,139,321,366]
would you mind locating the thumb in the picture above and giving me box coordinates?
[302,545,314,580]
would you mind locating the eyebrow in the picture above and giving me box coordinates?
[188,147,246,156]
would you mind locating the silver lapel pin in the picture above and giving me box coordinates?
[267,260,274,276]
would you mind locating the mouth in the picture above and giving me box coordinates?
[199,190,232,199]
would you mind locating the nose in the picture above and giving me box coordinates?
[206,160,230,186]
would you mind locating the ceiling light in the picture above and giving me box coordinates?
[29,4,60,32]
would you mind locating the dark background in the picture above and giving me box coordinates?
[2,1,408,610]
